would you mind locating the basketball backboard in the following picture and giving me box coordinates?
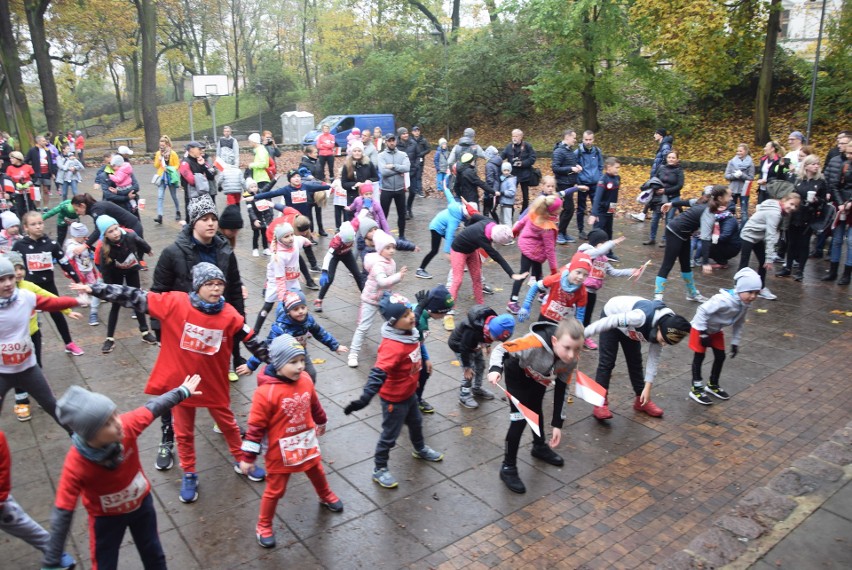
[192,75,230,97]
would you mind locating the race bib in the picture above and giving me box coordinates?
[26,252,53,272]
[99,471,148,514]
[114,253,138,270]
[294,334,309,347]
[255,199,272,212]
[408,345,422,375]
[544,300,575,321]
[278,428,320,467]
[590,259,606,280]
[608,202,617,214]
[291,190,308,204]
[1,337,34,366]
[285,266,300,281]
[179,322,224,355]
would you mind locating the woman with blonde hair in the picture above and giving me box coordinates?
[777,154,827,281]
[153,135,181,223]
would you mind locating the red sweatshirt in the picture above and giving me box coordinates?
[0,432,10,502]
[539,273,588,322]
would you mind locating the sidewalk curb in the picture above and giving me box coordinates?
[657,421,852,569]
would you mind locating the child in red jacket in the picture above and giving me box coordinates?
[344,294,445,489]
[239,334,342,548]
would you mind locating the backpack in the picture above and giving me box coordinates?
[266,156,277,179]
[765,178,794,200]
[528,167,542,187]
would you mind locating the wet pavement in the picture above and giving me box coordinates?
[1,163,851,569]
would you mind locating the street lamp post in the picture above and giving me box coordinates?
[256,83,264,134]
[430,27,450,141]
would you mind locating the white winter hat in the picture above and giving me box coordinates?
[116,145,133,156]
[248,133,262,144]
[734,268,762,293]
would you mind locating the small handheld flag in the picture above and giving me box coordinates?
[573,370,607,407]
[497,384,540,437]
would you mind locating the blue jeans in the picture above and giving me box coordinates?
[733,194,749,223]
[830,220,852,266]
[157,182,180,217]
[60,179,77,200]
[649,207,662,241]
[436,172,447,194]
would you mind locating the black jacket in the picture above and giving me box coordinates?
[152,224,244,315]
[657,163,684,200]
[340,160,378,198]
[25,146,54,180]
[100,231,152,280]
[651,135,673,177]
[451,218,515,277]
[790,177,827,227]
[95,165,138,211]
[396,137,420,172]
[412,135,431,163]
[454,162,491,204]
[551,141,579,186]
[501,141,536,183]
[299,155,323,180]
[85,201,144,247]
[448,305,497,367]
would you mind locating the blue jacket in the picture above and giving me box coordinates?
[575,143,603,186]
[498,176,517,206]
[551,141,579,186]
[246,311,339,371]
[651,135,673,177]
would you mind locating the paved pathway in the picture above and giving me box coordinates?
[1,163,850,568]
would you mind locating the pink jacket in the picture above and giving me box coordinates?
[513,215,558,271]
[348,197,389,232]
[316,133,336,157]
[361,252,401,305]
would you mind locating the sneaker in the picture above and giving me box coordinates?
[179,473,199,503]
[584,337,598,350]
[500,464,526,494]
[482,284,494,295]
[704,384,731,400]
[607,254,620,262]
[65,342,84,356]
[101,338,115,354]
[686,291,708,302]
[252,249,260,257]
[593,404,613,420]
[318,231,329,237]
[347,353,358,367]
[578,231,588,240]
[213,423,222,434]
[793,271,804,282]
[412,446,444,462]
[256,530,276,549]
[531,444,564,466]
[88,313,99,326]
[320,497,344,512]
[642,239,656,246]
[773,255,785,264]
[131,314,137,319]
[139,260,148,271]
[459,390,479,409]
[234,462,266,482]
[372,467,398,489]
[228,370,239,382]
[313,299,323,312]
[415,268,433,279]
[418,400,435,414]
[556,234,568,245]
[472,386,495,400]
[305,281,320,291]
[564,234,577,243]
[14,403,31,422]
[658,241,667,248]
[443,315,455,330]
[629,212,646,222]
[689,387,713,405]
[758,287,777,300]
[141,331,158,344]
[155,443,174,471]
[59,552,76,569]
[633,396,663,417]
[263,248,271,256]
[175,211,181,221]
[309,265,322,273]
[506,301,521,315]
[775,267,791,277]
[154,215,163,225]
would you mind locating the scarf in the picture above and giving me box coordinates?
[0,290,19,309]
[560,273,582,293]
[189,291,225,314]
[72,433,125,470]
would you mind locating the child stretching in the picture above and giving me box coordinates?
[411,286,456,413]
[316,222,364,314]
[42,375,201,569]
[240,335,343,548]
[507,195,562,313]
[448,305,516,409]
[71,263,270,503]
[578,230,640,349]
[347,230,405,367]
[12,210,84,355]
[64,221,102,325]
[241,291,348,383]
[347,181,389,230]
[487,319,584,494]
[268,208,321,288]
[1,430,76,569]
[583,296,691,420]
[353,212,419,279]
[344,295,445,488]
[250,169,330,229]
[253,222,313,333]
[688,268,761,405]
[245,178,274,256]
[518,251,592,325]
[738,192,801,301]
[94,215,157,354]
[415,188,470,279]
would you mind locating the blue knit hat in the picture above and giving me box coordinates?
[487,314,515,341]
[95,215,119,236]
[269,334,306,371]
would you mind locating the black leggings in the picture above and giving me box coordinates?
[708,241,742,266]
[692,348,726,386]
[252,227,269,250]
[519,182,531,213]
[738,240,766,287]
[419,230,444,271]
[318,252,363,300]
[309,204,325,234]
[334,205,351,229]
[583,291,597,327]
[40,280,73,345]
[105,269,148,337]
[595,328,646,396]
[510,256,543,300]
[1,366,69,432]
[785,225,811,272]
[380,190,406,237]
[503,358,549,467]
[557,184,575,235]
[657,230,691,280]
[482,195,498,222]
[318,156,334,180]
[253,301,276,334]
[14,331,43,402]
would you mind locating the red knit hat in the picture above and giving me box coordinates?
[568,252,592,273]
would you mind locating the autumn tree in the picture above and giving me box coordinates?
[23,0,62,135]
[754,0,782,146]
[134,0,162,152]
[0,0,36,144]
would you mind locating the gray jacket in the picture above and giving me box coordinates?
[363,141,379,167]
[377,148,410,192]
[740,199,782,254]
[724,155,755,195]
[690,288,750,345]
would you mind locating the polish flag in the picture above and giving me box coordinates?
[214,156,229,172]
[497,384,540,437]
[573,370,607,407]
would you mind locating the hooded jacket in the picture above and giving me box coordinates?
[513,213,558,269]
[245,311,339,371]
[358,322,423,403]
[576,143,603,186]
[485,154,503,196]
[428,201,465,253]
[651,135,673,177]
[454,161,491,204]
[691,289,750,345]
[740,199,783,254]
[361,252,401,305]
[448,305,497,367]
[551,141,579,186]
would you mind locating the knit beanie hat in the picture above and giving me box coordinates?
[4,251,23,269]
[587,229,609,246]
[351,128,361,136]
[248,133,262,144]
[372,229,395,253]
[56,386,117,442]
[734,267,762,293]
[359,181,374,196]
[656,313,690,345]
[438,138,447,146]
[109,155,124,168]
[568,252,593,274]
[275,223,294,241]
[397,127,408,136]
[192,262,225,292]
[358,216,378,239]
[1,211,20,229]
[379,292,411,325]
[655,128,668,137]
[218,205,244,230]
[490,224,514,245]
[486,314,515,341]
[286,169,300,182]
[187,194,218,227]
[269,334,306,371]
[244,178,258,191]
[338,222,356,244]
[501,162,512,173]
[69,222,89,237]
[0,256,14,278]
[547,197,563,214]
[348,140,364,152]
[95,215,119,236]
[418,285,454,314]
[283,290,307,313]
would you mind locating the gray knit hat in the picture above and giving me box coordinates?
[56,386,117,442]
[357,216,378,239]
[0,256,14,278]
[187,194,218,227]
[4,251,23,268]
[191,262,225,292]
[269,334,306,371]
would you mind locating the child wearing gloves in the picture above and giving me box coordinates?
[315,221,363,313]
[518,251,592,324]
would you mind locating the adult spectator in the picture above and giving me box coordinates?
[94,152,135,214]
[658,150,685,230]
[410,126,430,198]
[71,193,144,248]
[501,129,537,212]
[552,129,582,244]
[824,131,850,169]
[74,130,85,162]
[244,133,271,191]
[777,155,827,281]
[650,128,673,178]
[377,132,410,239]
[153,135,181,223]
[180,141,218,221]
[24,136,54,210]
[396,128,419,219]
[784,131,805,171]
[0,131,13,171]
[372,126,384,152]
[149,194,247,471]
[755,141,788,204]
[575,130,603,240]
[448,128,489,166]
[824,149,852,284]
[340,141,378,224]
[361,129,378,166]
[216,125,239,168]
[316,123,336,181]
[263,130,280,179]
[724,143,755,224]
[298,145,323,180]
[824,134,849,200]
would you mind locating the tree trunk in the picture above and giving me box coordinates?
[135,0,161,152]
[580,9,599,132]
[109,62,127,122]
[128,51,143,129]
[24,0,61,135]
[301,0,312,89]
[0,0,36,145]
[451,0,460,42]
[755,0,782,147]
[407,1,447,44]
[482,0,498,25]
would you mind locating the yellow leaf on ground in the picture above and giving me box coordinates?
[831,320,842,324]
[450,360,460,366]
[782,332,795,338]
[566,396,574,404]
[756,309,768,313]
[461,426,473,436]
[312,358,326,364]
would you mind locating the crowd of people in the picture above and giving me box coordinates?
[0,122,850,568]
